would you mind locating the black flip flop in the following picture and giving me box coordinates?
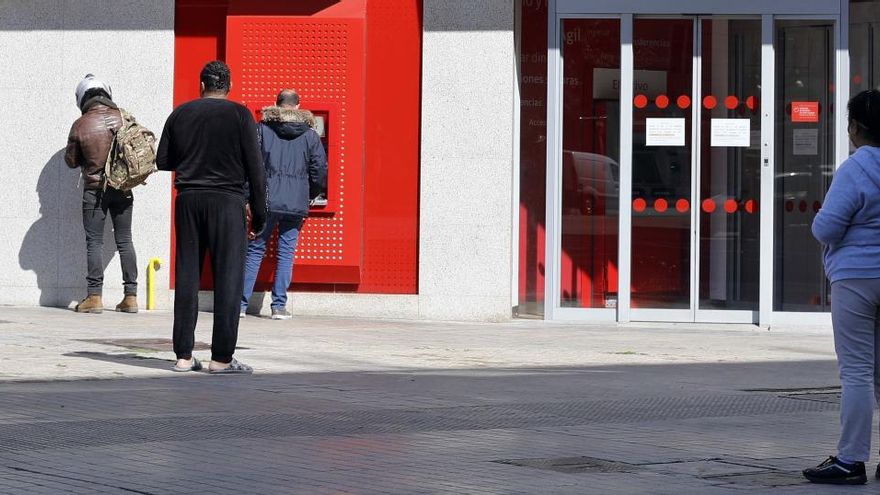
[209,358,253,375]
[171,357,202,372]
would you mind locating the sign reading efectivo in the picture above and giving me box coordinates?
[593,68,667,100]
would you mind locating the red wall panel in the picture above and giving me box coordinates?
[171,0,229,289]
[359,0,421,293]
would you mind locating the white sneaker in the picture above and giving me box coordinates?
[239,310,246,319]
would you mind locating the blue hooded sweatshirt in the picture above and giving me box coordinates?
[812,146,880,282]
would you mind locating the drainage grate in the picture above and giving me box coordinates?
[640,459,771,478]
[742,386,842,405]
[493,456,635,474]
[709,471,806,488]
[782,392,840,404]
[497,457,808,488]
[741,386,839,393]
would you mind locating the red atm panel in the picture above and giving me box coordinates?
[226,16,366,284]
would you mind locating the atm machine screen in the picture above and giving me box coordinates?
[310,110,330,207]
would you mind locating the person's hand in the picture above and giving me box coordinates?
[249,208,267,241]
[245,204,256,240]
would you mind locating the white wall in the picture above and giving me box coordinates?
[0,1,174,309]
[419,1,516,321]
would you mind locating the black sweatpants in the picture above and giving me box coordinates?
[173,190,247,363]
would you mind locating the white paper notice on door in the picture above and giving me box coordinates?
[645,118,685,146]
[793,128,819,155]
[710,119,751,147]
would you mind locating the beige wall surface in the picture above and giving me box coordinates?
[0,1,175,308]
[419,0,516,320]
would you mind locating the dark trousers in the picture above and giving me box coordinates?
[82,188,137,296]
[173,190,247,363]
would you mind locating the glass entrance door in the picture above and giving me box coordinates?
[546,8,841,324]
[629,17,762,322]
[697,19,763,319]
[773,20,835,314]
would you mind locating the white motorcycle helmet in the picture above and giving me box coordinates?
[75,74,112,110]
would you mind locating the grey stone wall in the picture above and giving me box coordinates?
[0,1,175,308]
[419,1,516,320]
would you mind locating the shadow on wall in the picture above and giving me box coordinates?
[18,149,115,307]
[423,0,511,31]
[0,1,172,31]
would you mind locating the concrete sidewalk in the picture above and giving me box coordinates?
[0,306,867,494]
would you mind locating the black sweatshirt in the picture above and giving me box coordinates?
[157,97,267,232]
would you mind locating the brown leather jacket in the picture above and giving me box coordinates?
[65,99,122,190]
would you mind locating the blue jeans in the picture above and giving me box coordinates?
[241,213,304,311]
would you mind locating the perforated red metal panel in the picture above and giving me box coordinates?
[227,16,365,284]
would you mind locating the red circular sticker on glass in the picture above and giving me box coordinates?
[654,198,668,213]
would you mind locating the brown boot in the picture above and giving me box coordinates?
[115,295,138,313]
[75,295,103,314]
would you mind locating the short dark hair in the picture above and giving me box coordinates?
[276,89,300,107]
[200,60,231,93]
[848,89,880,142]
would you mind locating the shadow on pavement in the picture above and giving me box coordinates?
[64,351,172,371]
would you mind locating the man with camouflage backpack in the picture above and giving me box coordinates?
[65,74,151,314]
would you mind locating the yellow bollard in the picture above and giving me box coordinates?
[147,257,162,310]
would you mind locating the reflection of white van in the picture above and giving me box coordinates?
[775,164,833,202]
[562,150,620,214]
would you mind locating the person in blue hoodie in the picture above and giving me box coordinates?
[240,89,328,320]
[804,89,880,485]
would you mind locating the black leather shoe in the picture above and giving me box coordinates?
[803,456,866,485]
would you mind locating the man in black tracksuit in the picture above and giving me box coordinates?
[156,60,266,374]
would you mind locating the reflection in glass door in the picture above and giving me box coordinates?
[630,18,694,310]
[774,21,834,312]
[698,19,762,313]
[559,19,621,309]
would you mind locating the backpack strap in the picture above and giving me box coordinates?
[119,108,134,123]
[102,110,123,191]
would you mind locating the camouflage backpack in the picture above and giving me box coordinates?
[103,109,157,191]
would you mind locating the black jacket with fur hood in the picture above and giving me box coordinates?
[258,106,328,217]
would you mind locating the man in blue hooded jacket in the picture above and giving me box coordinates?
[241,89,328,320]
